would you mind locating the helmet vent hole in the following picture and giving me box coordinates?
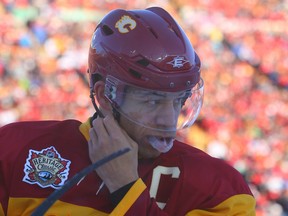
[168,26,180,38]
[148,27,158,39]
[102,25,114,36]
[129,69,142,79]
[136,59,150,67]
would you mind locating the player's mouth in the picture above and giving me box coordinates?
[147,136,174,153]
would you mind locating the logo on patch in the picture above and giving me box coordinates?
[167,56,189,68]
[23,146,71,189]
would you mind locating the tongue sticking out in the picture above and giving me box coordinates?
[147,136,174,153]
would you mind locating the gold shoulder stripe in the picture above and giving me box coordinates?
[186,194,256,216]
[110,178,146,215]
[79,118,91,141]
[8,197,108,215]
[0,204,4,216]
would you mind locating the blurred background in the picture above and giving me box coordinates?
[0,0,287,215]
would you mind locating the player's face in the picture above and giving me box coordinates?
[103,75,203,158]
[117,88,184,158]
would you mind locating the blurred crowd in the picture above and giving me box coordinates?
[0,0,287,215]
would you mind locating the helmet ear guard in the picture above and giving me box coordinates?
[90,71,124,120]
[104,75,125,108]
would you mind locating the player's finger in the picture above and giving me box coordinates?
[103,115,137,148]
[102,114,124,137]
[91,117,109,141]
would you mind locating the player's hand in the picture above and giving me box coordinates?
[88,114,139,193]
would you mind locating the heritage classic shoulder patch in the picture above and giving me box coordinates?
[23,146,71,189]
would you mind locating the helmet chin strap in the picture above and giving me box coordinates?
[90,89,104,118]
[90,89,120,123]
[112,107,120,122]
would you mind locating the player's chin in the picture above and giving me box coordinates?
[138,142,162,159]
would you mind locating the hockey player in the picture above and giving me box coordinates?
[0,7,256,215]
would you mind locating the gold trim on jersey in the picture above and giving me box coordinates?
[7,197,108,216]
[186,194,256,216]
[110,178,146,215]
[0,204,4,216]
[79,118,91,141]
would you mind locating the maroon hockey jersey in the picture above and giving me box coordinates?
[0,119,255,215]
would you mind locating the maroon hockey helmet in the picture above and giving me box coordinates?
[88,7,201,92]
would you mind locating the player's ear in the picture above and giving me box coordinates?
[93,81,113,114]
